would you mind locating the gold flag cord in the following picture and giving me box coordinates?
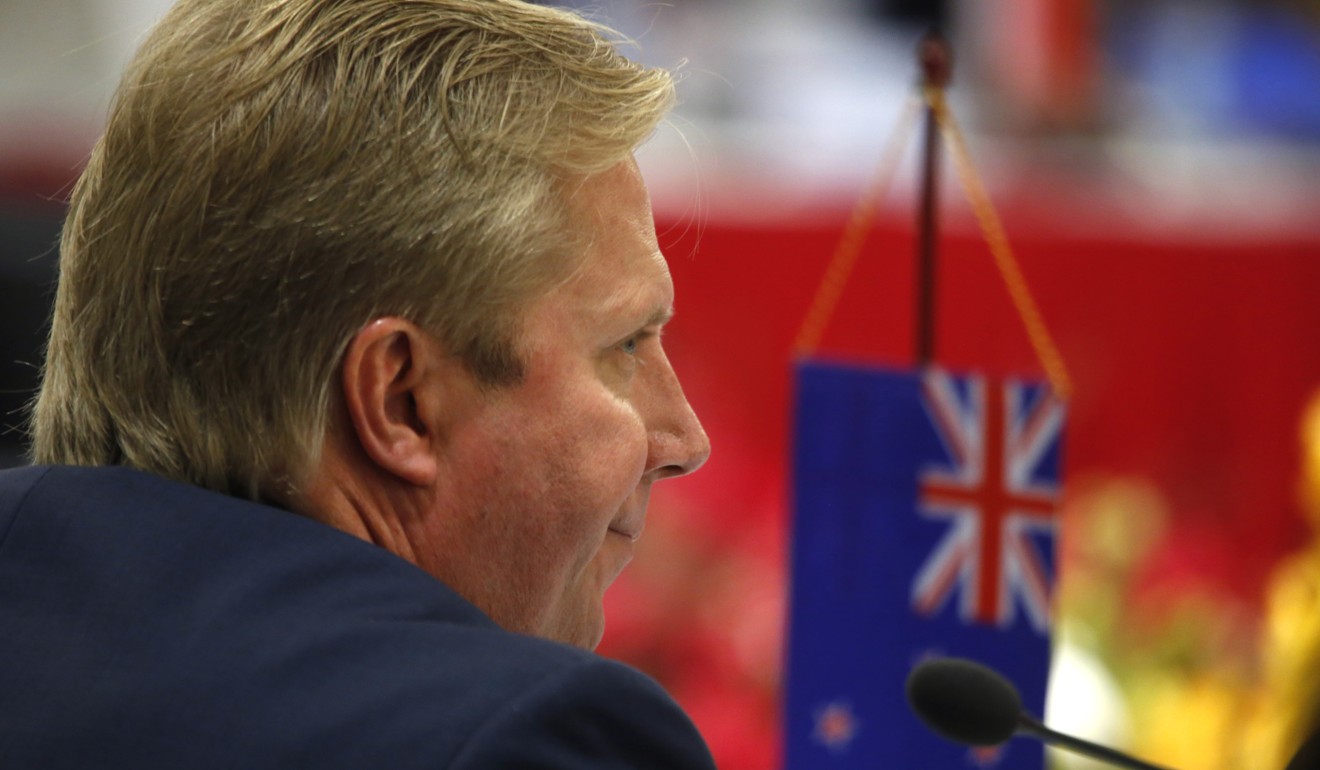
[792,94,922,357]
[793,83,1074,402]
[928,88,1075,400]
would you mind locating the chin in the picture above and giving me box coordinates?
[544,603,607,650]
[581,625,606,651]
[572,612,607,651]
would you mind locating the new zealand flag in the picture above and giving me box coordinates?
[784,361,1066,768]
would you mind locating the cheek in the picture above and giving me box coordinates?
[457,363,653,630]
[485,390,647,543]
[557,397,649,504]
[535,401,648,573]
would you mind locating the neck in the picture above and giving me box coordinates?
[291,432,422,566]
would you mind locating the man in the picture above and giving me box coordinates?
[0,0,714,766]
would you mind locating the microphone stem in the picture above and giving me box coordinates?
[1016,714,1173,770]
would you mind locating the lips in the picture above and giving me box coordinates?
[607,517,644,542]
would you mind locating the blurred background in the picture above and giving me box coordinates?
[2,0,1319,767]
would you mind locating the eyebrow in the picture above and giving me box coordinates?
[647,305,675,327]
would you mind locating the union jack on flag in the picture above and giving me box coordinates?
[912,371,1065,633]
[785,362,1065,769]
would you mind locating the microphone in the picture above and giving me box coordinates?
[906,657,1174,770]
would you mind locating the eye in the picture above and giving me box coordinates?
[619,336,639,356]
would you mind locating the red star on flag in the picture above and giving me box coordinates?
[812,701,859,752]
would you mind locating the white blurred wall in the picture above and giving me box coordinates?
[0,0,173,149]
[2,0,1317,229]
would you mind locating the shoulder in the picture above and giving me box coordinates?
[447,643,717,770]
[0,465,53,545]
[235,616,714,768]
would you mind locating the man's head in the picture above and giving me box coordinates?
[33,0,677,499]
[32,0,710,647]
[309,157,709,648]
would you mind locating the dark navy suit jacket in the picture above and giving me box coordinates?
[0,465,716,768]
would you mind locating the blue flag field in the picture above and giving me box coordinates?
[784,360,1067,768]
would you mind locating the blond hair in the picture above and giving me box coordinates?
[32,0,674,501]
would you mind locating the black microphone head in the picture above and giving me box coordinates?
[906,657,1023,746]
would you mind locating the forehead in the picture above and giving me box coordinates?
[543,160,673,323]
[566,159,651,230]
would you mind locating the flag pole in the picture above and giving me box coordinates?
[915,28,951,367]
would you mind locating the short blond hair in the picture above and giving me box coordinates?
[32,0,674,501]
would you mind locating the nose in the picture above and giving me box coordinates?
[643,351,710,480]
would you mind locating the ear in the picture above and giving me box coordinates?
[339,318,442,487]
